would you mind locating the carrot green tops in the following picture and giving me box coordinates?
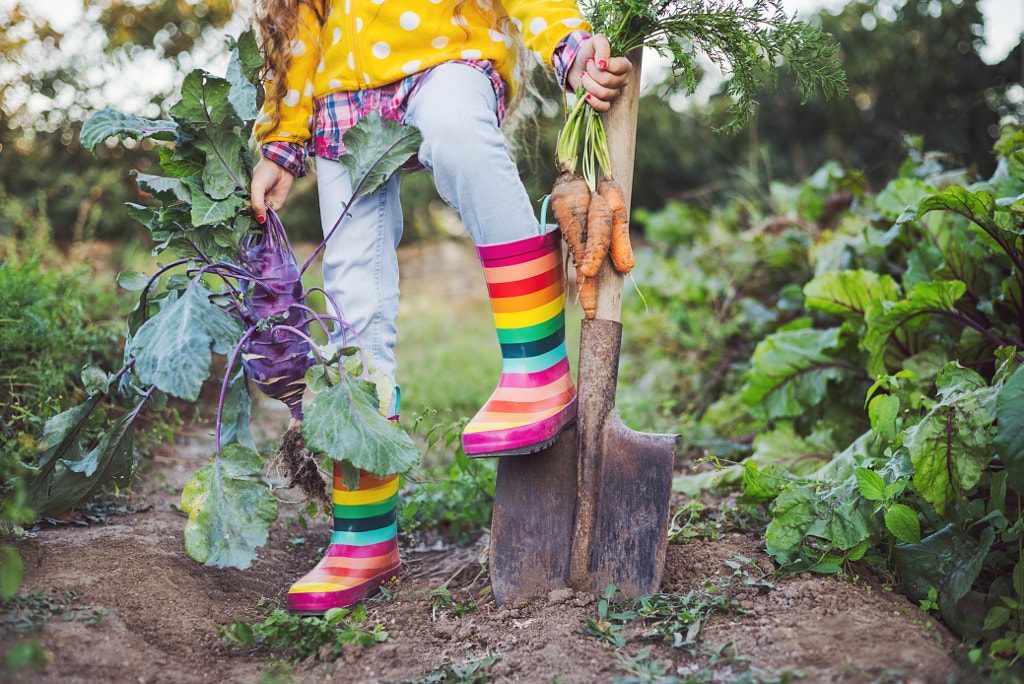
[255,0,590,146]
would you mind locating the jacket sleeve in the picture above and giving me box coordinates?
[504,0,592,70]
[253,2,321,149]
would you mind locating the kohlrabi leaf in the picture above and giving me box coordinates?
[117,270,150,291]
[303,376,419,477]
[741,326,852,420]
[340,112,423,200]
[803,270,900,322]
[862,280,967,378]
[159,145,205,179]
[134,172,193,204]
[189,189,249,227]
[81,365,111,397]
[129,285,243,401]
[219,367,256,451]
[194,127,248,200]
[171,71,237,129]
[80,109,177,150]
[995,363,1024,496]
[902,368,997,515]
[181,444,277,569]
[225,33,261,121]
[23,398,100,512]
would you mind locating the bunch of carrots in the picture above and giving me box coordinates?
[551,86,634,319]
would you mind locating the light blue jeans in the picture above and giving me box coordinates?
[316,63,543,384]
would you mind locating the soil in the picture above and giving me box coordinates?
[4,242,968,684]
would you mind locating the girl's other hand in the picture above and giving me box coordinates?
[250,158,295,223]
[566,34,632,113]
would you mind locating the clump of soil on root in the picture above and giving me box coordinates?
[268,420,331,512]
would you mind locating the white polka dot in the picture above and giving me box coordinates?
[401,59,421,74]
[356,17,363,32]
[431,36,449,49]
[265,69,275,81]
[306,115,314,129]
[333,27,341,44]
[399,11,420,30]
[461,48,482,60]
[329,78,342,88]
[290,39,306,56]
[317,59,325,73]
[489,29,512,46]
[348,53,354,69]
[531,50,544,65]
[283,89,300,107]
[255,112,272,125]
[562,18,583,28]
[529,17,547,35]
[303,79,314,96]
[364,73,371,84]
[372,42,391,58]
[371,0,385,4]
[429,0,441,3]
[344,0,350,11]
[513,63,521,82]
[279,132,293,138]
[510,17,522,32]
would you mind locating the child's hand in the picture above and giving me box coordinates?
[251,158,295,223]
[566,34,633,113]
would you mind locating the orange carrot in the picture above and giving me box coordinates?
[577,267,596,319]
[578,191,612,279]
[551,172,589,265]
[599,179,633,273]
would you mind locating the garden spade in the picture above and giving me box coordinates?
[490,49,678,605]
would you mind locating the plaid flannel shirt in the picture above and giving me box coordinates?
[262,31,590,178]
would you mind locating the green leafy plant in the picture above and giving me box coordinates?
[399,650,499,684]
[583,584,639,648]
[427,588,478,621]
[53,31,422,569]
[217,603,387,661]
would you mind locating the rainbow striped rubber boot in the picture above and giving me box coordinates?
[287,464,400,613]
[462,227,578,457]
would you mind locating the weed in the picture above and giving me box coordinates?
[401,649,499,684]
[1,589,116,635]
[583,584,638,648]
[399,412,495,544]
[428,588,477,620]
[667,500,766,544]
[217,603,387,661]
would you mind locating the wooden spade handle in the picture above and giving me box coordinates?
[592,47,643,322]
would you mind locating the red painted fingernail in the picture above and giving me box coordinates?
[586,93,592,100]
[580,72,586,80]
[597,59,607,69]
[257,214,266,224]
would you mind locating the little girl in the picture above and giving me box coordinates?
[250,0,631,613]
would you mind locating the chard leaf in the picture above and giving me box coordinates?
[916,186,998,235]
[181,444,277,569]
[994,364,1024,496]
[129,285,243,401]
[340,113,423,200]
[748,421,830,476]
[803,270,899,322]
[171,71,237,129]
[80,109,177,150]
[740,326,852,420]
[303,376,419,477]
[862,280,966,378]
[902,370,997,515]
[893,525,994,637]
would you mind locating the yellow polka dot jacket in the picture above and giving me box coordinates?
[255,0,590,146]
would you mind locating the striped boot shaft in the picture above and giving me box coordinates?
[462,227,577,457]
[287,464,400,613]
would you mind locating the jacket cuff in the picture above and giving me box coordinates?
[261,141,308,179]
[553,31,591,91]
